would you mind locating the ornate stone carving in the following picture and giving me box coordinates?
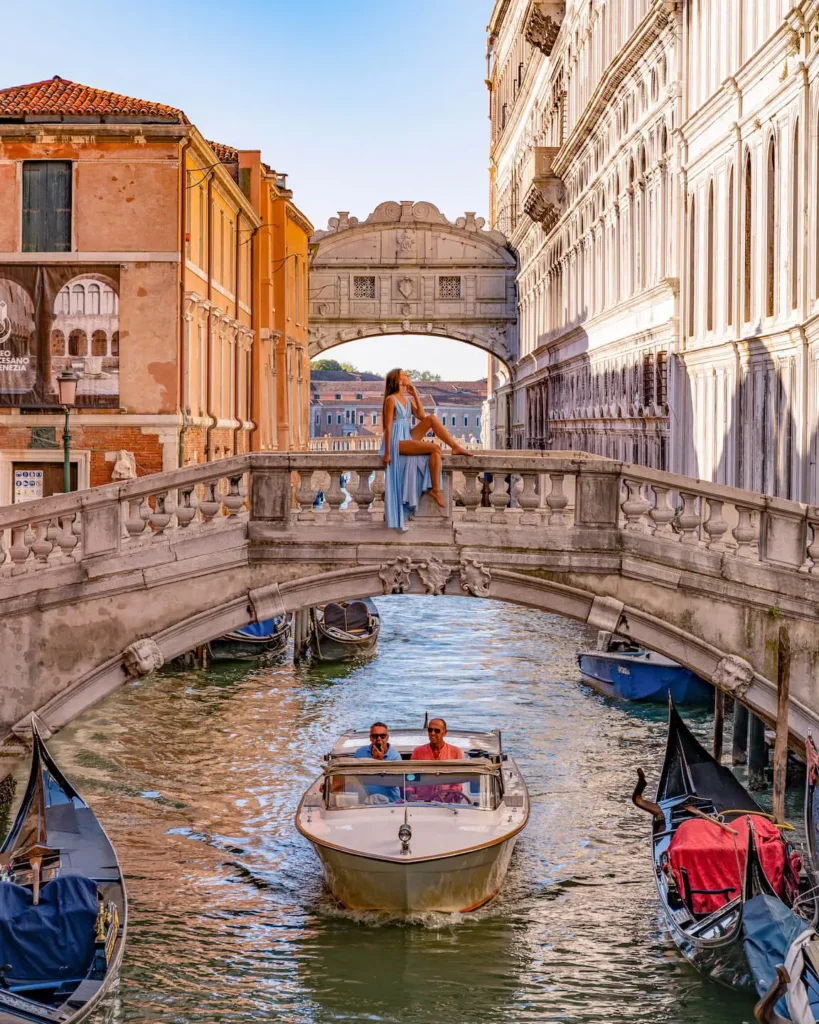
[712,654,754,700]
[397,277,414,299]
[397,230,415,252]
[524,186,561,232]
[123,638,164,677]
[379,556,414,594]
[111,450,137,480]
[459,558,491,597]
[525,1,564,56]
[417,557,453,596]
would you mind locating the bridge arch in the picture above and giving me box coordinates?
[308,201,518,373]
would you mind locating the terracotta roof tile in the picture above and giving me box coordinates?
[0,76,188,124]
[206,140,238,164]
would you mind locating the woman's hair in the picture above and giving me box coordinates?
[382,368,402,424]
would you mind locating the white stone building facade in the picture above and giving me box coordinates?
[489,0,819,504]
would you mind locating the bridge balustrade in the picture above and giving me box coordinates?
[0,452,816,580]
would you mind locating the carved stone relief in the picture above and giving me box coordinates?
[417,557,453,596]
[379,556,414,594]
[459,558,491,597]
[122,638,164,677]
[712,654,754,700]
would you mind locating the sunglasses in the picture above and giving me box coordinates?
[427,727,442,734]
[370,733,388,740]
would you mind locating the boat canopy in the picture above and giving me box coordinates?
[321,763,503,810]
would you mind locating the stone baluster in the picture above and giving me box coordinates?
[732,505,758,559]
[30,521,54,567]
[125,498,148,539]
[489,474,510,523]
[545,473,569,526]
[621,479,651,531]
[295,470,316,523]
[0,531,6,574]
[702,498,729,551]
[9,526,31,574]
[648,485,675,535]
[175,486,198,528]
[352,470,374,522]
[517,473,540,525]
[800,512,819,573]
[370,470,386,515]
[458,471,483,522]
[324,470,346,523]
[222,475,246,518]
[677,491,702,546]
[198,481,222,524]
[149,492,172,537]
[57,513,79,561]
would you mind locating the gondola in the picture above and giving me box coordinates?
[207,615,290,662]
[632,702,817,989]
[308,599,380,663]
[0,722,126,1022]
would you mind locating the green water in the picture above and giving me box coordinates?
[33,596,768,1023]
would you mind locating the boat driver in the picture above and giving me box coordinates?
[409,718,467,804]
[354,722,401,802]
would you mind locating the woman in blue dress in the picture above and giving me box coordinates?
[380,368,473,530]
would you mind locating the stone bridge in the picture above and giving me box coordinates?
[0,452,817,750]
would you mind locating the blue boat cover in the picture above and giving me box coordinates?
[235,617,283,640]
[0,875,98,990]
[743,893,814,1021]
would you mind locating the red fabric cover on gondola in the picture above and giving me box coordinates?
[668,815,786,915]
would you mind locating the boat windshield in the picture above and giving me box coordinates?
[325,771,500,810]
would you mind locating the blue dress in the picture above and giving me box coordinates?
[380,396,432,530]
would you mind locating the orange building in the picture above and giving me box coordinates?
[0,76,311,503]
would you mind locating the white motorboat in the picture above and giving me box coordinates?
[296,728,529,913]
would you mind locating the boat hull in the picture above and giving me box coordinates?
[309,628,378,663]
[309,834,519,913]
[579,653,712,704]
[208,631,288,662]
[662,904,752,989]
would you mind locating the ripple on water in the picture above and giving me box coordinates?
[28,596,762,1024]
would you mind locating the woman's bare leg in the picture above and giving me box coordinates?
[410,414,473,455]
[398,439,445,507]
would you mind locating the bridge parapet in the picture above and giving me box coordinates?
[0,451,817,584]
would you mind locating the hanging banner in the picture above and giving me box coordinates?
[0,265,120,408]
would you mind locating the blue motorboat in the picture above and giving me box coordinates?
[577,631,713,704]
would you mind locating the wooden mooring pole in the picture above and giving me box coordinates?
[772,625,791,824]
[713,689,725,762]
[732,702,749,765]
[748,713,767,791]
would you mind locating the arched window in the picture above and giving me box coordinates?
[744,153,753,322]
[71,284,85,315]
[727,167,735,327]
[68,329,87,356]
[50,329,65,356]
[87,283,101,315]
[91,330,107,356]
[766,137,776,318]
[792,120,799,311]
[688,196,696,337]
[56,288,70,315]
[707,181,715,331]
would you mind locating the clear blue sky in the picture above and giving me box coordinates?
[2,0,494,378]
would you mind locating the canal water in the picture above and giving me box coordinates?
[34,596,767,1023]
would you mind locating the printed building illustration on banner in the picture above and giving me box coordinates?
[0,265,120,408]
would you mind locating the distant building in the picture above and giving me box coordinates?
[309,375,486,449]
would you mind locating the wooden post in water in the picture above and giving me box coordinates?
[732,702,749,764]
[293,608,311,664]
[748,713,767,791]
[713,689,725,762]
[772,626,791,824]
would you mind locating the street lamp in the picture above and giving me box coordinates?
[57,369,80,494]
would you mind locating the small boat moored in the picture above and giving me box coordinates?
[632,702,817,990]
[308,599,380,663]
[0,722,126,1023]
[207,615,290,662]
[579,631,713,704]
[296,727,529,913]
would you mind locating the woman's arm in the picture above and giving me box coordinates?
[407,383,426,419]
[382,397,395,465]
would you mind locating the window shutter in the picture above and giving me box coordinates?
[23,161,72,253]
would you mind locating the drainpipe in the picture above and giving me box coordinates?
[205,174,216,461]
[178,136,192,468]
[233,209,243,456]
[248,221,257,450]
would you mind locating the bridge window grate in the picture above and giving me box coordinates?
[353,276,376,299]
[439,276,462,299]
